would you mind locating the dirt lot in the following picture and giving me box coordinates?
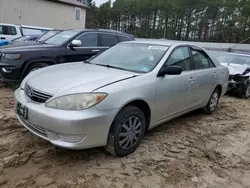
[0,84,250,188]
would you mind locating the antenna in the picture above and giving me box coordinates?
[228,36,250,52]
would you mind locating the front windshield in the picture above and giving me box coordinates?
[45,30,79,45]
[89,43,169,73]
[217,53,250,67]
[38,31,60,42]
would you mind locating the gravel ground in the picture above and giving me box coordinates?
[0,84,250,188]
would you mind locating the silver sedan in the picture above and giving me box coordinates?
[14,40,229,157]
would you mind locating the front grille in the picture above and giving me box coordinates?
[25,84,52,103]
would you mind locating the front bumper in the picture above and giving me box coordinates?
[14,88,117,149]
[227,75,249,93]
[0,61,22,83]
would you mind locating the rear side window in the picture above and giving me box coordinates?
[0,25,17,35]
[100,33,118,46]
[117,35,131,42]
[191,48,215,69]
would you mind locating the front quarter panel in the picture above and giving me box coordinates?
[94,73,157,120]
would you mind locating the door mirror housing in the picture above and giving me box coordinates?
[69,40,82,48]
[157,65,182,77]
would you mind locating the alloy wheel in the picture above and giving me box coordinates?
[209,92,219,111]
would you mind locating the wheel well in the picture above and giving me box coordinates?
[215,84,222,97]
[124,100,151,132]
[21,60,55,74]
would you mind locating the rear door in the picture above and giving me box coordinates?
[66,32,102,62]
[188,45,218,107]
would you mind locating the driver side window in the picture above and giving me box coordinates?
[166,47,192,71]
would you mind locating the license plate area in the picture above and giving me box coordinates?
[16,102,28,120]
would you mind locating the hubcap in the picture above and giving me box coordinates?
[210,92,218,111]
[118,116,143,150]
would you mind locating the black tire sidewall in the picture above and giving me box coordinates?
[241,80,250,99]
[110,106,146,157]
[25,62,48,76]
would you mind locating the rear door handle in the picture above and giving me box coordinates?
[92,49,100,52]
[0,37,5,39]
[213,72,217,77]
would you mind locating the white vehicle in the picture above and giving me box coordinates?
[217,52,250,99]
[0,23,54,41]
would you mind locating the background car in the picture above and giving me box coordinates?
[216,51,250,98]
[14,41,229,157]
[8,34,41,45]
[0,29,134,85]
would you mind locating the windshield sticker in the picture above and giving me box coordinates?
[148,46,168,50]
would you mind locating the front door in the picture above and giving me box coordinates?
[66,32,103,62]
[155,46,194,122]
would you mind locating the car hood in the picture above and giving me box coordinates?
[26,62,138,96]
[220,62,250,76]
[9,41,39,46]
[0,43,56,52]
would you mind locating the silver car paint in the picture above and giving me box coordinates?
[15,40,229,149]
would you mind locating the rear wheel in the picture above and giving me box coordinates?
[202,88,220,114]
[105,106,146,157]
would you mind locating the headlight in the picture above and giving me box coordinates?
[45,93,107,110]
[2,53,21,60]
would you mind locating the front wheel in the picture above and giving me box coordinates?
[24,62,49,78]
[239,80,250,99]
[202,88,220,114]
[105,106,146,157]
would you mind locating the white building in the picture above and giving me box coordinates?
[0,0,88,30]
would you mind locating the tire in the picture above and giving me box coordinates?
[202,88,220,115]
[105,106,146,157]
[238,80,250,99]
[24,62,49,78]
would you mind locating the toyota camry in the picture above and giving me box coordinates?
[14,40,229,157]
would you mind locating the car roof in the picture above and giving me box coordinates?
[123,39,201,47]
[64,29,132,36]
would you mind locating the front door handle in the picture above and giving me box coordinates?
[0,37,5,39]
[92,49,100,52]
[189,77,195,83]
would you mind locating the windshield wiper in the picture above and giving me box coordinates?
[83,60,92,64]
[93,64,127,71]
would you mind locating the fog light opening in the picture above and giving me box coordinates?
[2,67,13,73]
[57,134,86,143]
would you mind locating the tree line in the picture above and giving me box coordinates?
[84,0,250,43]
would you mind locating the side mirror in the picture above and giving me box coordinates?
[157,65,182,77]
[69,40,81,48]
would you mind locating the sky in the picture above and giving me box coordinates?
[94,0,113,7]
